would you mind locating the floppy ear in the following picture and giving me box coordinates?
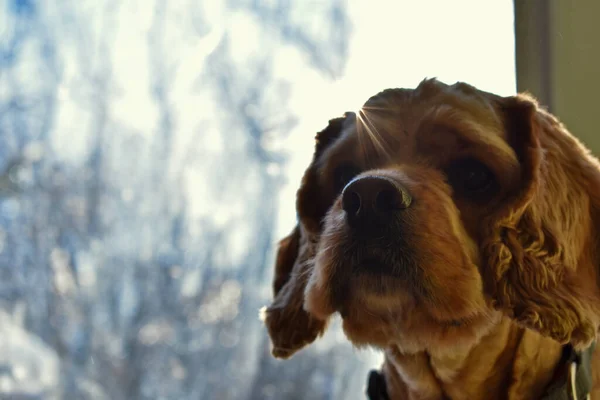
[482,94,600,348]
[263,225,325,359]
[263,112,356,358]
[272,226,301,296]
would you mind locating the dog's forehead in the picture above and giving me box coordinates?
[340,81,515,166]
[360,80,504,136]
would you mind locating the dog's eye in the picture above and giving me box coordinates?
[446,158,496,195]
[333,163,360,193]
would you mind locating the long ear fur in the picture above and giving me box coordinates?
[272,226,301,296]
[483,94,600,348]
[263,225,326,359]
[263,112,355,358]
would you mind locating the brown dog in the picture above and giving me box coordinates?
[263,79,600,399]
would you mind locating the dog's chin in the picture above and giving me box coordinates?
[326,246,427,309]
[305,254,498,352]
[340,305,501,353]
[305,252,407,316]
[340,263,424,315]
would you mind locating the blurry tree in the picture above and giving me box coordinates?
[0,0,376,399]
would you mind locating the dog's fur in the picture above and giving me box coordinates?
[263,79,600,399]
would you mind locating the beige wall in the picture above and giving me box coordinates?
[515,0,600,152]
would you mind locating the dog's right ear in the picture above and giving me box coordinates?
[263,112,355,359]
[272,225,301,296]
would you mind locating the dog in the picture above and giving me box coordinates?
[263,79,600,399]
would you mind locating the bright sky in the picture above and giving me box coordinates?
[28,0,516,265]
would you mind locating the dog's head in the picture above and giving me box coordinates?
[264,79,600,357]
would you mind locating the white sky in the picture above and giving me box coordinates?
[38,1,516,236]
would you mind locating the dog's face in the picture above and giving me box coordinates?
[303,83,512,352]
[264,79,600,357]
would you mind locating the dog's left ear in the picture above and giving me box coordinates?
[482,93,600,349]
[263,112,356,358]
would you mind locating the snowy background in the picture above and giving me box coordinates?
[0,0,515,399]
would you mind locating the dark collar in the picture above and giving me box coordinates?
[366,342,596,400]
[541,341,595,400]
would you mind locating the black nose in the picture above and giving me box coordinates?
[341,175,411,225]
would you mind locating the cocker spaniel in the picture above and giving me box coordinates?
[262,79,600,399]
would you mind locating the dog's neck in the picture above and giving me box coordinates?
[383,317,564,400]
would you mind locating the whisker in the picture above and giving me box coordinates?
[357,109,394,162]
[356,113,371,167]
[360,104,393,111]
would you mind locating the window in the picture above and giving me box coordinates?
[0,1,514,398]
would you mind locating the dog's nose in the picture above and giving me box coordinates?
[342,175,412,224]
